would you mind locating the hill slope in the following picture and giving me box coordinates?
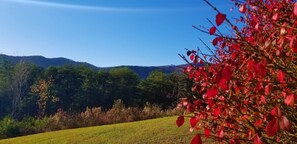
[0,54,185,78]
[0,54,97,69]
[0,117,210,144]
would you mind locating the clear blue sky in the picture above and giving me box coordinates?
[0,0,238,67]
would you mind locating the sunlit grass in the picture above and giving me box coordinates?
[0,116,210,144]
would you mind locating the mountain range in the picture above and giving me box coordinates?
[0,54,187,78]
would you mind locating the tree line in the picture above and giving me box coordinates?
[0,60,192,119]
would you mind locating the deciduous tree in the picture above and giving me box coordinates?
[10,61,32,118]
[31,77,58,117]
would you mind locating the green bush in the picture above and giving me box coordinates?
[33,117,50,133]
[0,116,21,139]
[18,117,49,134]
[0,116,50,139]
[18,117,35,135]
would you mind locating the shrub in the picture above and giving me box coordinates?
[80,107,105,126]
[18,117,36,135]
[141,103,164,119]
[32,117,50,133]
[0,116,50,139]
[177,0,297,143]
[48,109,77,130]
[105,99,130,123]
[0,116,20,139]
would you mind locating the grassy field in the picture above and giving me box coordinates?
[0,116,208,144]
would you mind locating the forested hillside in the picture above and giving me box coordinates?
[0,60,194,139]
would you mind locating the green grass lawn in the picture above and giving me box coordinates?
[0,116,208,144]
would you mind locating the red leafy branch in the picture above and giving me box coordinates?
[176,0,297,143]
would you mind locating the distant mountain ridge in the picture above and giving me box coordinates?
[0,54,186,78]
[0,54,97,69]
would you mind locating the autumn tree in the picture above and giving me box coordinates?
[177,0,297,143]
[31,77,58,117]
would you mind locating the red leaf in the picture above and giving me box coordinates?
[294,3,297,16]
[194,56,198,64]
[284,94,295,107]
[255,23,261,31]
[231,53,237,60]
[176,116,185,127]
[272,13,279,21]
[231,137,240,144]
[193,99,202,107]
[279,116,291,131]
[187,103,195,112]
[264,84,272,95]
[289,37,297,53]
[254,119,263,127]
[212,37,223,46]
[207,99,214,108]
[277,137,281,143]
[271,105,282,117]
[278,70,285,83]
[190,54,195,61]
[255,82,263,91]
[222,66,232,81]
[234,84,240,94]
[247,59,255,70]
[216,12,226,26]
[239,4,246,13]
[219,78,228,90]
[254,63,266,76]
[181,98,188,106]
[191,134,202,144]
[209,26,216,35]
[212,38,218,46]
[212,107,221,117]
[206,87,218,98]
[204,128,210,139]
[260,95,266,104]
[266,117,279,137]
[229,44,240,51]
[254,134,263,144]
[190,117,199,127]
[216,129,224,141]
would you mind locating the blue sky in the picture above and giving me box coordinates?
[0,0,238,67]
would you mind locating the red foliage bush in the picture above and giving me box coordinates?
[177,0,297,143]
